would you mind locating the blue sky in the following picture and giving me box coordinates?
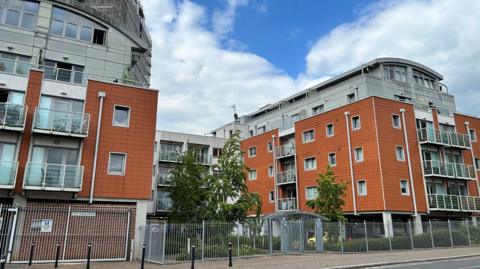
[143,0,480,134]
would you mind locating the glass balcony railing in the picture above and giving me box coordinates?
[0,161,18,188]
[156,199,172,212]
[417,128,470,148]
[278,198,297,211]
[159,150,182,162]
[23,163,83,191]
[423,160,476,180]
[0,58,30,76]
[276,170,296,184]
[275,144,295,158]
[428,194,480,212]
[158,174,172,186]
[195,153,212,165]
[32,108,90,137]
[43,66,87,85]
[0,103,27,130]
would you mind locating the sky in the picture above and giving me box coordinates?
[142,0,480,134]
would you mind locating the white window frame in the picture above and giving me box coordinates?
[357,180,367,196]
[396,146,405,161]
[248,147,257,158]
[475,158,480,171]
[302,129,315,143]
[112,105,131,128]
[400,179,410,196]
[268,191,275,203]
[470,129,477,142]
[268,165,274,177]
[354,147,364,163]
[248,169,257,180]
[326,123,334,137]
[392,114,401,129]
[328,152,337,166]
[108,152,127,176]
[267,141,273,152]
[304,157,317,171]
[305,186,317,200]
[352,115,361,130]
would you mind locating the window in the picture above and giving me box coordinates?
[268,165,273,177]
[357,180,367,196]
[0,1,38,30]
[394,95,412,103]
[269,191,274,203]
[291,113,300,122]
[304,157,316,171]
[475,158,480,170]
[306,187,317,200]
[5,9,20,26]
[470,129,477,142]
[80,26,93,42]
[21,12,35,29]
[396,146,405,161]
[248,147,256,157]
[354,147,364,162]
[0,52,31,75]
[326,123,334,137]
[383,65,407,82]
[65,22,77,38]
[400,179,410,195]
[108,153,126,175]
[347,93,355,103]
[392,115,401,128]
[113,106,130,127]
[303,130,314,143]
[257,125,266,134]
[312,104,324,115]
[248,169,257,180]
[267,142,273,152]
[328,153,336,166]
[352,116,361,130]
[413,70,435,89]
[93,29,106,45]
[51,19,64,35]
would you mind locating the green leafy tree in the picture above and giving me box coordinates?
[306,165,347,221]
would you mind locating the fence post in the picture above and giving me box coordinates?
[201,221,205,261]
[236,222,240,257]
[55,243,61,268]
[448,219,454,247]
[228,242,232,267]
[299,219,304,253]
[86,243,92,269]
[28,242,35,266]
[0,255,5,269]
[364,220,368,252]
[429,220,435,248]
[190,245,195,269]
[141,244,145,269]
[162,223,167,263]
[338,221,344,254]
[268,219,273,255]
[466,219,472,247]
[387,222,392,251]
[408,220,414,250]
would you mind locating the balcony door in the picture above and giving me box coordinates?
[0,90,24,126]
[37,96,84,132]
[0,143,15,185]
[29,147,79,187]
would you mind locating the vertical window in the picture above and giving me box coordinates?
[268,165,273,177]
[326,123,334,137]
[304,157,316,171]
[384,65,407,82]
[306,187,317,200]
[248,147,256,157]
[302,130,315,143]
[312,104,324,115]
[392,115,401,128]
[291,113,300,122]
[21,12,35,29]
[80,26,93,42]
[400,179,410,195]
[5,9,20,26]
[396,146,405,161]
[93,29,106,45]
[475,158,480,170]
[248,169,257,180]
[269,191,274,202]
[108,153,126,175]
[352,116,361,130]
[328,153,336,166]
[65,22,78,38]
[113,106,130,127]
[347,93,355,103]
[357,180,367,196]
[470,129,477,142]
[51,19,64,35]
[267,142,273,152]
[354,147,364,162]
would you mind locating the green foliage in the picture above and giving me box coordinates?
[306,166,347,221]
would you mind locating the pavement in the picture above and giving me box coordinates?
[6,247,480,269]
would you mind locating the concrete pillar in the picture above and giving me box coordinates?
[382,212,393,237]
[472,216,478,227]
[413,214,423,234]
[12,194,27,207]
[134,201,148,259]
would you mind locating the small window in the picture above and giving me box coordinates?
[5,9,20,26]
[269,191,274,203]
[396,146,405,161]
[51,19,64,35]
[400,179,410,196]
[113,106,130,127]
[93,29,106,45]
[312,104,324,115]
[470,129,477,142]
[347,93,355,103]
[304,157,316,171]
[108,153,126,175]
[328,153,336,166]
[268,165,274,177]
[248,169,257,180]
[302,130,315,143]
[475,158,480,170]
[80,26,93,42]
[326,123,334,137]
[357,180,367,196]
[248,147,256,157]
[267,142,273,152]
[392,115,401,128]
[352,116,361,130]
[306,187,317,200]
[354,147,364,162]
[65,22,77,38]
[21,13,36,29]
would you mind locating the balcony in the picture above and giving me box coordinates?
[158,174,172,186]
[417,128,470,148]
[156,199,172,212]
[428,194,480,212]
[276,170,296,185]
[0,161,18,188]
[43,66,86,85]
[159,150,182,162]
[0,103,27,131]
[0,58,30,77]
[23,163,83,192]
[275,144,295,159]
[423,160,476,180]
[32,108,90,137]
[278,198,297,211]
[195,153,213,165]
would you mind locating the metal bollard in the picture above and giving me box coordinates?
[191,245,196,269]
[141,244,146,269]
[28,242,35,266]
[55,243,61,268]
[86,243,92,269]
[0,255,5,269]
[228,242,232,267]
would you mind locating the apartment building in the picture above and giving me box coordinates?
[148,130,227,220]
[0,0,156,257]
[213,58,480,233]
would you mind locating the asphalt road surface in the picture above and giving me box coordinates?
[369,256,480,269]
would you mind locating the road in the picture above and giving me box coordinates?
[370,256,480,269]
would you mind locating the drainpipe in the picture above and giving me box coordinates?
[272,135,278,211]
[400,109,418,215]
[89,91,106,204]
[344,112,357,215]
[465,122,480,196]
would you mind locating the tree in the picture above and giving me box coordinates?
[168,150,211,223]
[306,165,347,221]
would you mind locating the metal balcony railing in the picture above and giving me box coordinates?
[32,108,90,137]
[0,58,30,76]
[157,199,172,212]
[195,153,212,165]
[423,160,476,180]
[417,128,470,148]
[275,144,295,158]
[276,170,296,184]
[158,174,172,186]
[428,194,480,212]
[23,163,83,191]
[0,161,18,188]
[0,103,27,130]
[159,150,182,162]
[43,66,87,85]
[278,198,297,211]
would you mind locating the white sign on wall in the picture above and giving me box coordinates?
[40,219,53,233]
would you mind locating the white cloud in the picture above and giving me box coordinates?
[212,0,249,38]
